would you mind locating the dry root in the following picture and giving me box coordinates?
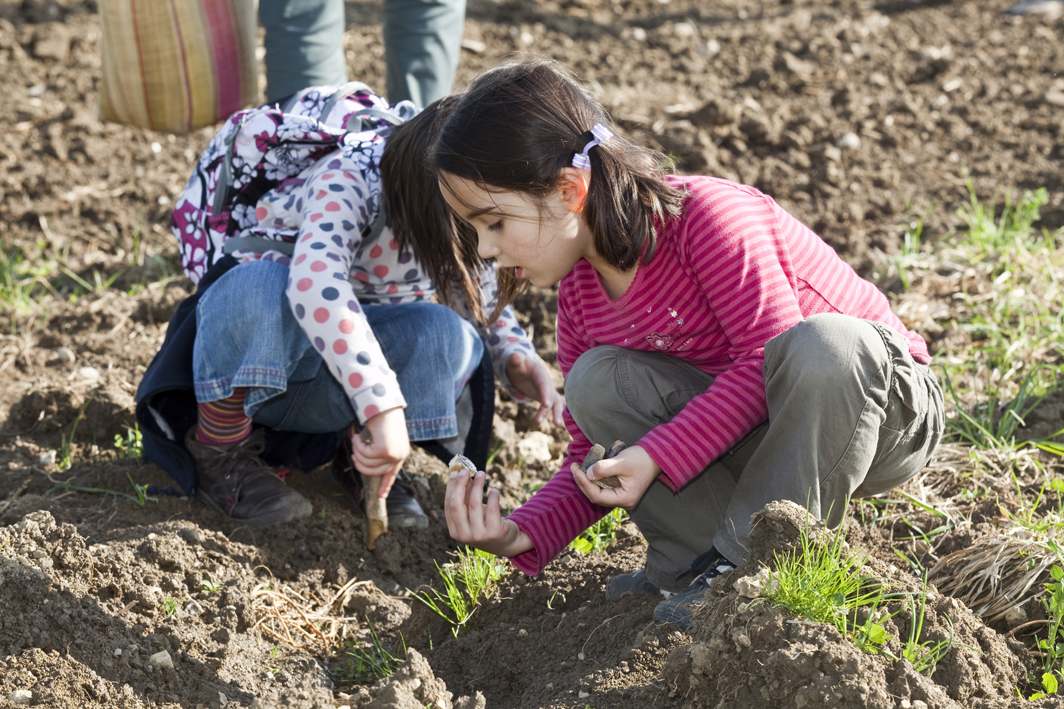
[250,571,371,654]
[920,442,1047,496]
[929,526,1056,624]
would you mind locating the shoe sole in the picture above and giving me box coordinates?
[606,585,664,602]
[388,515,429,530]
[653,608,694,631]
[606,571,665,601]
[198,492,313,527]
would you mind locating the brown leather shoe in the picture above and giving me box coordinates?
[185,429,313,526]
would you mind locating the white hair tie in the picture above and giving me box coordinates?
[571,123,613,170]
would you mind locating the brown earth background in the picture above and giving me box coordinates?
[0,0,1062,707]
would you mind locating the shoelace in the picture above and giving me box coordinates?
[693,562,736,587]
[205,437,273,508]
[681,547,736,585]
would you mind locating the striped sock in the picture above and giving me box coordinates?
[195,390,252,446]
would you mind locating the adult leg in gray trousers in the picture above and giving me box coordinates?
[565,313,944,594]
[383,0,466,107]
[260,0,348,104]
[259,0,465,107]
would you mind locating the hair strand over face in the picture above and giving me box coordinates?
[381,95,486,323]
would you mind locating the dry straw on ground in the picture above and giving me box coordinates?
[926,445,1061,625]
[930,527,1056,625]
[250,569,371,654]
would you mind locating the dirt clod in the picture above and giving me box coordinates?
[662,501,1023,708]
[354,649,485,709]
[0,0,1060,706]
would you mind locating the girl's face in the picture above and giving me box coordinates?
[439,171,591,289]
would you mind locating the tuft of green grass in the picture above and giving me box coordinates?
[59,265,122,299]
[900,583,953,676]
[943,371,1062,452]
[410,546,508,637]
[1006,472,1064,538]
[114,424,144,460]
[892,219,924,291]
[335,625,408,685]
[0,246,48,314]
[570,507,628,555]
[933,187,1063,451]
[959,183,1049,254]
[764,526,894,655]
[161,596,179,617]
[763,525,957,673]
[854,490,956,547]
[1030,566,1064,700]
[56,405,87,472]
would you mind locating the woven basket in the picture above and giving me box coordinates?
[98,0,259,134]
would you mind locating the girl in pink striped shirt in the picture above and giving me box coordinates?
[429,60,943,629]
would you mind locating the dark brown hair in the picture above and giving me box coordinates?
[433,59,685,311]
[380,95,485,321]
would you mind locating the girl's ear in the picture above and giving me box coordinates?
[556,167,590,213]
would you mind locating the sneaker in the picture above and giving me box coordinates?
[186,429,313,526]
[606,569,665,601]
[331,444,428,530]
[653,551,736,631]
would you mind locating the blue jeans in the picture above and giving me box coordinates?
[192,260,483,441]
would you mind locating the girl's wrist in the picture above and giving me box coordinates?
[501,519,534,557]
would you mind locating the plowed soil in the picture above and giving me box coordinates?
[1,0,1062,707]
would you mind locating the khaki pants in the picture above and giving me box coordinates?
[565,313,944,592]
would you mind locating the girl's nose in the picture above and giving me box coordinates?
[477,232,499,259]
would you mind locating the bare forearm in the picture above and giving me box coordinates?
[496,519,534,558]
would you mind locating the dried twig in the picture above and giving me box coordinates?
[1006,618,1050,638]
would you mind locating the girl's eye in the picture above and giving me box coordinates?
[487,220,503,232]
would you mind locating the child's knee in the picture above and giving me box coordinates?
[200,260,288,330]
[565,346,627,420]
[412,303,483,368]
[767,314,885,389]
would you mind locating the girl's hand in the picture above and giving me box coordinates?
[352,406,411,497]
[506,352,565,426]
[445,466,533,557]
[571,445,661,509]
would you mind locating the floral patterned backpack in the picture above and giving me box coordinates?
[170,83,416,284]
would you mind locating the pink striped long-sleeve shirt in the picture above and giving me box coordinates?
[507,176,929,576]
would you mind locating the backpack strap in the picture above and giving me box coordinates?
[366,203,388,242]
[221,205,388,258]
[319,82,409,132]
[221,236,295,257]
[319,81,374,122]
[342,106,406,132]
[210,112,250,214]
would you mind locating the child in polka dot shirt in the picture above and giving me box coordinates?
[173,88,562,528]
